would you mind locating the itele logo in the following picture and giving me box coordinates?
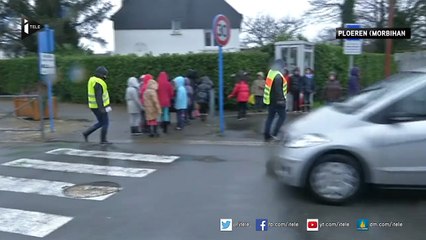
[21,17,43,40]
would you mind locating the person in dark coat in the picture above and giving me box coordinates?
[290,67,303,112]
[323,71,342,104]
[348,67,361,96]
[184,77,194,123]
[302,68,315,112]
[195,76,213,121]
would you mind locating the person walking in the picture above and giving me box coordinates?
[302,68,315,112]
[143,79,162,137]
[251,72,265,112]
[82,66,112,144]
[157,71,174,133]
[323,71,342,104]
[125,77,144,136]
[195,76,213,121]
[263,59,288,142]
[348,67,361,96]
[228,71,250,120]
[290,68,302,112]
[173,76,188,130]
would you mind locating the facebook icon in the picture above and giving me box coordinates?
[256,219,268,231]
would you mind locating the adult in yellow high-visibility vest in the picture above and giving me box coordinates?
[82,66,112,144]
[263,59,288,142]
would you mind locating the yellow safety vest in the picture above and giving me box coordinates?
[87,76,110,109]
[263,70,287,105]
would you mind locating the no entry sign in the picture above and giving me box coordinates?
[212,14,231,46]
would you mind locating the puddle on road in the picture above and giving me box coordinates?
[192,156,227,163]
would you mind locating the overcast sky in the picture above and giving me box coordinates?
[84,0,337,53]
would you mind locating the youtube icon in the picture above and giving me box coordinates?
[307,219,319,231]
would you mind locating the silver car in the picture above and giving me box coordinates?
[271,68,426,204]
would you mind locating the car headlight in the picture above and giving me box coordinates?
[284,134,330,148]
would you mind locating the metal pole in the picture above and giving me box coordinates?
[38,95,45,140]
[385,0,395,78]
[47,74,55,132]
[218,46,225,133]
[349,55,354,77]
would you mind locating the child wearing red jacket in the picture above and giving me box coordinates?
[228,73,250,120]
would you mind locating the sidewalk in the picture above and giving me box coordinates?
[0,100,303,144]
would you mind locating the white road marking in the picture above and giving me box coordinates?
[0,207,72,238]
[0,175,115,201]
[46,148,179,163]
[3,159,156,178]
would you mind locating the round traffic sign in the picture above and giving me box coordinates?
[212,14,231,46]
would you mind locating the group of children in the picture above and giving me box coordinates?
[125,71,214,137]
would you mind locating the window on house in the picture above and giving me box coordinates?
[172,20,181,31]
[204,30,219,47]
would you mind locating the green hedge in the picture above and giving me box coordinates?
[314,44,398,96]
[0,44,396,107]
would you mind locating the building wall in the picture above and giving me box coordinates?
[114,29,240,56]
[0,50,7,59]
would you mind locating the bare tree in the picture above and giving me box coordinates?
[315,28,339,44]
[242,15,305,46]
[356,0,426,51]
[305,0,355,27]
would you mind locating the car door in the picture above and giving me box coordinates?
[371,84,426,185]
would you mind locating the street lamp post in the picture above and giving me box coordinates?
[385,0,396,78]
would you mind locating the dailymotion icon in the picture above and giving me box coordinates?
[21,17,43,40]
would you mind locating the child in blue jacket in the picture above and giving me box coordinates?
[173,76,188,130]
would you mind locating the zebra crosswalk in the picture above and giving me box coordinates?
[0,147,179,238]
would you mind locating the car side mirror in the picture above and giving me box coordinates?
[387,112,414,124]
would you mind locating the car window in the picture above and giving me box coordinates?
[333,73,425,115]
[389,85,426,117]
[333,88,385,114]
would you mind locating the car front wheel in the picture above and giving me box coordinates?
[308,154,362,204]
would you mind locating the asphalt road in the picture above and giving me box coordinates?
[0,141,424,240]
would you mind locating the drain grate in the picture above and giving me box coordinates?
[63,181,121,199]
[196,156,226,163]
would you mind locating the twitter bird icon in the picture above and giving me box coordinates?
[220,218,233,232]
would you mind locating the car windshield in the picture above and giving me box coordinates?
[333,72,424,114]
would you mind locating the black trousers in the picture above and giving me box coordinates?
[83,108,109,142]
[292,91,300,111]
[255,96,264,110]
[238,102,247,119]
[264,104,286,139]
[198,102,209,121]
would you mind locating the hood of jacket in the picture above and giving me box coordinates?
[185,77,191,86]
[174,76,185,88]
[200,76,213,86]
[157,72,169,86]
[350,67,360,76]
[147,79,158,91]
[141,74,153,92]
[127,77,139,88]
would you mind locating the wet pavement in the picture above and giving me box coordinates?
[0,102,424,239]
[0,141,424,240]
